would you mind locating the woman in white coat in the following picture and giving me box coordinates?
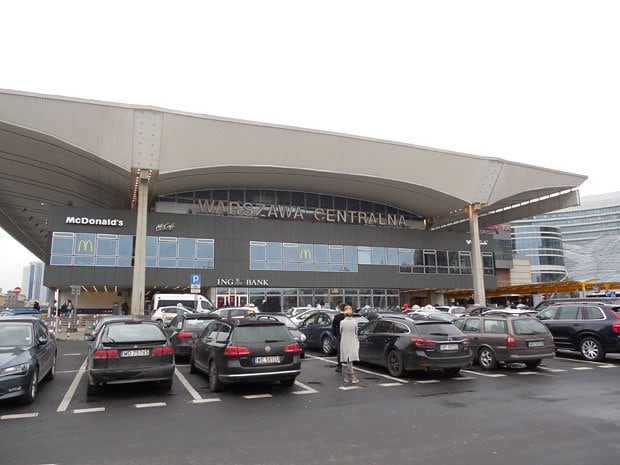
[339,305,360,383]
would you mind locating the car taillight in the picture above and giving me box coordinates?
[284,342,300,353]
[224,345,251,357]
[178,331,193,338]
[463,337,472,346]
[152,347,174,356]
[93,349,119,359]
[506,334,516,347]
[410,337,435,348]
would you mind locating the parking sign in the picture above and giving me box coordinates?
[190,274,201,294]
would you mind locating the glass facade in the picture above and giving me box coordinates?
[50,232,215,269]
[510,225,567,282]
[250,241,495,275]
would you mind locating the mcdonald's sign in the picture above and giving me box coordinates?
[77,239,94,253]
[299,247,312,261]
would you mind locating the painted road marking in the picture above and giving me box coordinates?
[243,394,273,399]
[572,367,594,371]
[453,377,475,381]
[416,379,440,384]
[339,386,362,391]
[57,358,88,412]
[379,382,403,387]
[1,413,39,420]
[73,407,105,414]
[305,354,408,383]
[192,398,221,404]
[539,367,566,373]
[517,371,539,375]
[292,380,319,395]
[554,358,617,368]
[63,353,82,356]
[135,402,167,408]
[175,368,202,401]
[462,370,506,378]
[56,370,79,374]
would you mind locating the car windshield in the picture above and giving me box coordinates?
[512,319,549,335]
[183,319,213,330]
[415,322,464,337]
[232,325,292,343]
[104,323,166,343]
[0,323,33,347]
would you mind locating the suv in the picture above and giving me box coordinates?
[190,318,301,391]
[454,315,555,370]
[536,302,620,361]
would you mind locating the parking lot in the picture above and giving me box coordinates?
[2,340,619,465]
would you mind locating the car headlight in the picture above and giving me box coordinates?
[300,333,307,343]
[0,363,30,377]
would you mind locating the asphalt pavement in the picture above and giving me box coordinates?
[1,341,619,465]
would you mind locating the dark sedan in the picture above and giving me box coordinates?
[0,316,56,403]
[86,320,175,395]
[297,310,368,355]
[165,313,219,360]
[190,318,301,392]
[358,316,472,377]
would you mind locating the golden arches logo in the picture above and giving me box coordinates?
[77,239,94,253]
[299,248,312,260]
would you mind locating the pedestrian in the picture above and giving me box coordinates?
[402,303,409,312]
[66,299,74,317]
[332,303,346,372]
[121,301,129,315]
[60,302,67,317]
[339,305,360,383]
[33,301,40,311]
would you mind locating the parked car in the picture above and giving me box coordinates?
[256,313,307,358]
[434,306,466,316]
[152,292,215,313]
[534,297,620,313]
[86,319,174,394]
[297,310,369,355]
[357,316,472,377]
[453,315,555,369]
[289,308,318,326]
[536,302,620,362]
[211,307,260,319]
[151,305,194,325]
[190,318,301,391]
[286,307,316,318]
[481,309,538,317]
[164,313,219,360]
[0,316,57,403]
[0,309,47,326]
[85,315,138,343]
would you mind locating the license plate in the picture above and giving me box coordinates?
[253,356,281,365]
[120,349,150,357]
[528,341,544,348]
[440,344,459,351]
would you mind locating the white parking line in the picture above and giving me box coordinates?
[517,371,539,375]
[73,407,105,414]
[243,394,273,399]
[292,380,318,395]
[573,367,594,371]
[539,367,566,373]
[554,358,617,368]
[63,353,82,356]
[339,386,362,391]
[305,354,408,383]
[598,365,617,369]
[57,358,88,412]
[56,370,79,374]
[135,402,167,408]
[192,398,221,404]
[1,412,39,420]
[462,369,506,378]
[378,382,403,387]
[175,368,203,401]
[453,377,474,381]
[416,379,440,384]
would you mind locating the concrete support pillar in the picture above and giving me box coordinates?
[131,171,150,315]
[468,203,486,306]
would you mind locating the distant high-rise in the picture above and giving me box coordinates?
[21,261,49,304]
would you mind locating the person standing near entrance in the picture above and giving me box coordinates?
[66,299,74,318]
[121,301,129,315]
[340,305,360,383]
[332,303,346,372]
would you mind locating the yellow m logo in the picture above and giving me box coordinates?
[77,239,94,253]
[299,248,312,260]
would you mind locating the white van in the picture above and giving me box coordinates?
[152,293,215,313]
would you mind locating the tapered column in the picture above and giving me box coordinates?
[131,171,149,315]
[468,203,486,306]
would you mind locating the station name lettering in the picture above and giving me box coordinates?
[66,216,124,227]
[196,200,407,228]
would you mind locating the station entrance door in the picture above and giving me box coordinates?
[216,289,248,308]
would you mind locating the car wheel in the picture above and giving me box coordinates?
[44,353,57,381]
[21,367,38,404]
[580,337,605,362]
[280,378,296,387]
[159,378,173,390]
[444,367,461,377]
[208,360,224,392]
[525,359,542,368]
[386,350,405,377]
[321,336,334,355]
[478,347,498,370]
[189,353,198,374]
[156,319,163,325]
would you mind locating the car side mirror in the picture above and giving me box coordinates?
[84,334,94,341]
[38,336,48,345]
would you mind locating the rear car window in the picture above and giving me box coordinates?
[414,322,464,336]
[105,323,166,342]
[183,319,213,330]
[512,319,549,335]
[483,320,507,334]
[232,324,292,343]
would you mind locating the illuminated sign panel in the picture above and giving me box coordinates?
[66,216,124,227]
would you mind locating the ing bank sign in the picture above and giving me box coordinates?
[193,200,409,228]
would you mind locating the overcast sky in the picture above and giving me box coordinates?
[1,1,619,293]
